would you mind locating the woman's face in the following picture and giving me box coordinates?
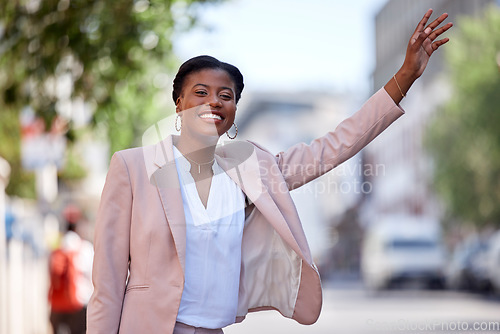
[176,68,237,139]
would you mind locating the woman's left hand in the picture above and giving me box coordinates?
[385,9,453,104]
[402,9,453,80]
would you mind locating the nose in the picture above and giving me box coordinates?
[208,95,222,107]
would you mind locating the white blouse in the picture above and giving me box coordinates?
[173,146,246,329]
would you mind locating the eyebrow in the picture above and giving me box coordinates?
[193,83,234,93]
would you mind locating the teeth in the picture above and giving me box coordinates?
[200,113,222,120]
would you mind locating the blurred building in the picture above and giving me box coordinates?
[361,0,499,224]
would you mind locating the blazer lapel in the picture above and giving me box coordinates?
[150,136,187,273]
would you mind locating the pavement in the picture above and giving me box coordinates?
[224,280,500,334]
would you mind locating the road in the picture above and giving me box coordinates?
[224,281,500,334]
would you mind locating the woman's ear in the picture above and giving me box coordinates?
[175,97,181,112]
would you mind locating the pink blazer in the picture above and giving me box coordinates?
[87,88,404,333]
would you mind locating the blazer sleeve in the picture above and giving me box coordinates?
[87,152,132,334]
[276,88,405,190]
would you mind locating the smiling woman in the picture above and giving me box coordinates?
[87,9,452,334]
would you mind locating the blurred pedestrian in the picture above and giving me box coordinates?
[88,9,452,334]
[48,204,93,334]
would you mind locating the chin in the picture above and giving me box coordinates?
[192,129,221,141]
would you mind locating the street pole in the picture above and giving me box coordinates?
[0,156,11,334]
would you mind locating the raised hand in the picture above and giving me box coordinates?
[384,9,453,104]
[403,9,453,80]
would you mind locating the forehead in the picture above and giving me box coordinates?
[183,68,235,90]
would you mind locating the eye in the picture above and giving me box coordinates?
[195,90,207,95]
[220,93,233,100]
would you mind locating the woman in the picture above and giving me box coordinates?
[87,9,452,334]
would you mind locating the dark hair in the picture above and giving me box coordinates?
[172,55,244,104]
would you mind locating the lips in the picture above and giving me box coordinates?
[200,113,222,121]
[198,110,224,121]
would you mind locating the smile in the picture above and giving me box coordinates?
[199,113,223,121]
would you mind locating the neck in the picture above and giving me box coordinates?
[174,133,218,168]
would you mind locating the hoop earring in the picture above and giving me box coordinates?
[226,122,238,140]
[175,114,181,132]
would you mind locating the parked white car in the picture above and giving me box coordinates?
[361,216,446,290]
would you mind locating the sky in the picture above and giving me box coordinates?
[173,0,388,96]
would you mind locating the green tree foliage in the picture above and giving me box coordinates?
[0,0,219,197]
[426,5,500,228]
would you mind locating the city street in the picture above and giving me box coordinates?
[2,1,500,334]
[225,282,500,334]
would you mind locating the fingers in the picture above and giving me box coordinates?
[426,12,449,32]
[413,11,452,47]
[432,37,450,51]
[413,9,451,36]
[429,22,453,41]
[414,8,433,34]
